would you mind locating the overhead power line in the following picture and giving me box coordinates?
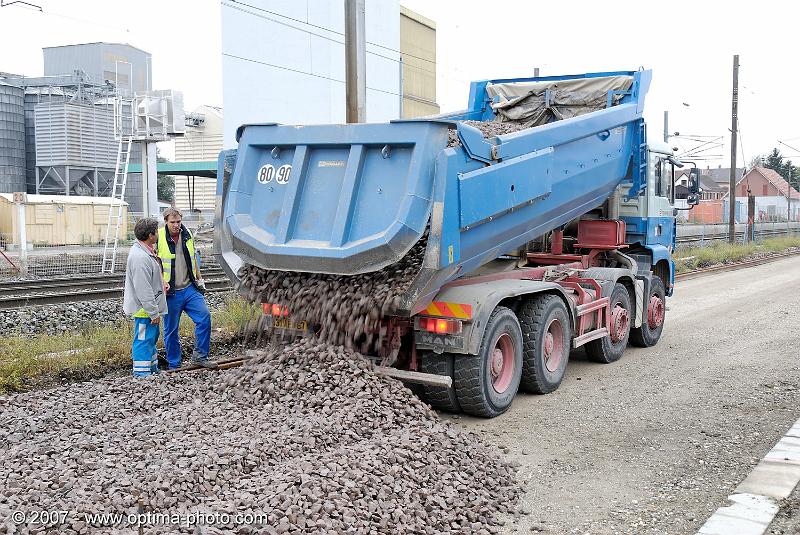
[223,52,401,97]
[221,1,475,86]
[223,0,436,66]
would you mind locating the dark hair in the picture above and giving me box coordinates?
[134,217,159,241]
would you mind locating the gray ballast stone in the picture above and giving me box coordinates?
[0,339,521,534]
[237,232,428,352]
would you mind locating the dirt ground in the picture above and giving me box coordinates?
[445,256,800,534]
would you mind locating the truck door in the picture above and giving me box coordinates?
[647,154,675,250]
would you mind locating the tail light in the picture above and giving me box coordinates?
[262,303,290,317]
[417,317,462,334]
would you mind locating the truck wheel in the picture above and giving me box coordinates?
[518,294,571,394]
[630,276,666,347]
[418,352,461,413]
[585,283,631,363]
[454,307,523,418]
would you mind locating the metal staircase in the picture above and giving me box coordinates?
[101,136,132,273]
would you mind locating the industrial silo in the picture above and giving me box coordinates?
[0,82,26,193]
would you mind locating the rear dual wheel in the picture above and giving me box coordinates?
[519,294,571,394]
[585,283,631,363]
[454,307,523,418]
[419,352,461,413]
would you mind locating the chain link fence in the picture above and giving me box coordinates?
[0,241,217,280]
[676,221,799,250]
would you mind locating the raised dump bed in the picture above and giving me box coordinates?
[216,70,651,315]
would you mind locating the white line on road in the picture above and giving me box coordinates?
[697,417,800,535]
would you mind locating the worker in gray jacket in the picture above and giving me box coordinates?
[123,217,168,377]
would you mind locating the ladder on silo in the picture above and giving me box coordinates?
[101,136,133,273]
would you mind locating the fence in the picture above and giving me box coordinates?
[0,242,216,280]
[676,222,800,250]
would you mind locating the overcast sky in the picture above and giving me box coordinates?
[2,0,799,168]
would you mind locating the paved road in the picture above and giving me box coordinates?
[447,256,800,534]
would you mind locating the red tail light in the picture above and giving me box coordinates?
[418,317,462,334]
[262,303,290,317]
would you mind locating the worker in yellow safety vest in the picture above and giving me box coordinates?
[157,207,216,370]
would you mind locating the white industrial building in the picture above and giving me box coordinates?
[172,105,223,212]
[221,0,402,148]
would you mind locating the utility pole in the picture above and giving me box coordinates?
[663,110,669,143]
[788,168,792,224]
[344,0,366,123]
[13,192,27,277]
[398,56,404,119]
[728,55,739,243]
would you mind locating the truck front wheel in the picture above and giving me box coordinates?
[454,307,523,418]
[630,276,666,347]
[519,294,571,394]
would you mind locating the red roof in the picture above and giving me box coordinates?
[736,167,800,199]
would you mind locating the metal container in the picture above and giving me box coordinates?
[34,101,116,168]
[0,82,26,193]
[24,90,60,192]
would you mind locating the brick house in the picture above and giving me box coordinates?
[734,167,800,199]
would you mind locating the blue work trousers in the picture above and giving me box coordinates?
[164,284,211,369]
[132,317,160,377]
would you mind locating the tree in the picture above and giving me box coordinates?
[155,146,175,203]
[764,148,784,176]
[758,148,800,192]
[157,175,175,203]
[749,155,764,169]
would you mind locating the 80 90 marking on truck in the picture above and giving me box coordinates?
[257,164,292,184]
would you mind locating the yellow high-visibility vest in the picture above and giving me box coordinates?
[157,227,199,291]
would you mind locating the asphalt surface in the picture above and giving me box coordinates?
[445,256,800,534]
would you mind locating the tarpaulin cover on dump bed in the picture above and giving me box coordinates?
[486,75,633,127]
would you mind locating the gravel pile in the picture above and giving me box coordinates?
[447,120,531,147]
[238,234,428,353]
[0,292,233,337]
[0,339,520,534]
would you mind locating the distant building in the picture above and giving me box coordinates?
[734,166,800,199]
[399,7,438,118]
[730,167,800,221]
[673,169,726,200]
[702,165,745,194]
[172,105,223,212]
[222,2,438,147]
[0,193,129,246]
[43,42,152,95]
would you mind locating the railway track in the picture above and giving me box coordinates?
[0,268,233,309]
[676,228,792,245]
[674,250,800,281]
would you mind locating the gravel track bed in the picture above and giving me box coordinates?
[0,339,521,534]
[0,292,233,337]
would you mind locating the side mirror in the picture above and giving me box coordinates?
[687,168,701,206]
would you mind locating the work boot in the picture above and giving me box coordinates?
[190,352,218,369]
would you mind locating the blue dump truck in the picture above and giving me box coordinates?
[215,69,700,417]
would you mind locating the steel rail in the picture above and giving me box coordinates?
[675,250,800,281]
[0,274,232,310]
[0,269,225,295]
